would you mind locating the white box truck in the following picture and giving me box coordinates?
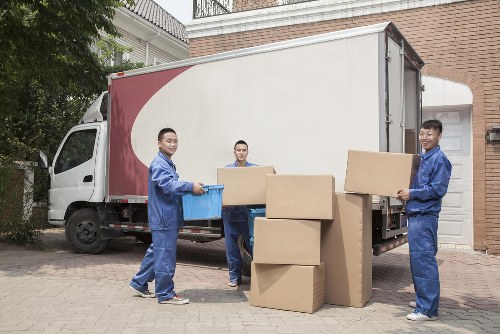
[39,22,424,266]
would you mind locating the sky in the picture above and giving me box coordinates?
[155,0,193,24]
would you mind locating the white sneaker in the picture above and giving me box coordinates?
[409,301,416,308]
[159,295,190,305]
[407,311,437,321]
[228,280,239,287]
[130,285,155,298]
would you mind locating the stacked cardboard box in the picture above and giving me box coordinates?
[250,175,335,313]
[323,149,420,307]
[321,193,373,307]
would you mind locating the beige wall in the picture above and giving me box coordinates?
[116,27,182,66]
[189,0,500,254]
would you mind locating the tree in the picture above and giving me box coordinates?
[0,0,142,246]
[0,0,129,118]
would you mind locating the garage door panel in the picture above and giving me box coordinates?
[423,106,471,246]
[439,220,464,237]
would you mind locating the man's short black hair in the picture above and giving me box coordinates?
[158,128,176,141]
[234,140,248,150]
[421,119,443,133]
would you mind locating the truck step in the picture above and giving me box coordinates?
[179,226,221,237]
[373,234,408,256]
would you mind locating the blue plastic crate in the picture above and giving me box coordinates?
[182,185,224,221]
[248,207,266,251]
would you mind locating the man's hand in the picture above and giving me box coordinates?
[397,189,410,201]
[192,182,205,195]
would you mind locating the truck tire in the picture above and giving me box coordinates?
[65,208,110,254]
[134,232,152,244]
[238,236,253,277]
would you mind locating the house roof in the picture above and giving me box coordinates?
[123,0,188,44]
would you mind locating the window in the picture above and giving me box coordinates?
[54,129,97,174]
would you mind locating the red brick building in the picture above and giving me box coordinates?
[186,0,499,254]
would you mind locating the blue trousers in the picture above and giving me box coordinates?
[130,229,179,302]
[223,217,252,283]
[408,214,440,316]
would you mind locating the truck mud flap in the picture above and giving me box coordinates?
[373,234,408,256]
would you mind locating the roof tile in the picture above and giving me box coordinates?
[123,0,188,43]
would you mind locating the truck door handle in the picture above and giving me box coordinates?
[83,175,93,183]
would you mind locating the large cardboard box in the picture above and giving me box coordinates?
[253,218,321,265]
[250,262,325,313]
[266,175,335,220]
[321,193,372,307]
[217,166,274,205]
[344,150,420,197]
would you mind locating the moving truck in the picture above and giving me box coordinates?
[39,22,424,266]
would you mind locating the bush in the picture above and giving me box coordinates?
[0,162,46,249]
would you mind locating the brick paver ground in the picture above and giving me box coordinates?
[1,228,499,333]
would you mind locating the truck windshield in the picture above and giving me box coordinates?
[54,129,97,174]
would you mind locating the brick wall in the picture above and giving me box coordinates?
[189,0,499,254]
[233,0,277,12]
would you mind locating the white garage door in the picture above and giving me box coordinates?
[422,75,473,248]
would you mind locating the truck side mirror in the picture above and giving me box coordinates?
[38,150,49,169]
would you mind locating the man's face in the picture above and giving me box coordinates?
[158,132,178,158]
[419,127,441,151]
[234,144,248,162]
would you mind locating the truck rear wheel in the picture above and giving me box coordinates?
[238,236,252,277]
[65,208,109,254]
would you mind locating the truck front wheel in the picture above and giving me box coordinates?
[238,236,252,277]
[65,208,110,254]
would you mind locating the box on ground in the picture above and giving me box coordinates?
[217,166,274,205]
[266,175,335,220]
[321,193,372,307]
[250,262,325,313]
[182,185,223,220]
[253,218,321,265]
[344,150,420,198]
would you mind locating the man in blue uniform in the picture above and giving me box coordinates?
[397,119,452,321]
[130,128,205,305]
[223,140,257,287]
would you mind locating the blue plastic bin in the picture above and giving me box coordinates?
[182,185,224,221]
[248,208,266,251]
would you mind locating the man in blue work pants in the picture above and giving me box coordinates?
[223,140,257,287]
[398,119,452,321]
[130,128,204,305]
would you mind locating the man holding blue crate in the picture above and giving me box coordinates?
[223,140,257,287]
[130,128,205,305]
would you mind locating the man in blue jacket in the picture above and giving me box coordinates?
[397,119,452,321]
[130,128,204,305]
[223,140,257,287]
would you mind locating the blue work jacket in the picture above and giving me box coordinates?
[222,161,257,223]
[148,151,193,231]
[406,146,452,217]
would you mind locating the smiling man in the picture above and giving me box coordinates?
[130,128,205,305]
[397,119,452,321]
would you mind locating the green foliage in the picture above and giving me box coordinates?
[0,163,46,249]
[0,0,129,117]
[0,0,142,247]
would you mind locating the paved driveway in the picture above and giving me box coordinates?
[0,228,499,333]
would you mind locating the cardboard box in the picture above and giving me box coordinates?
[250,262,325,313]
[253,218,321,265]
[321,193,372,307]
[217,166,274,205]
[266,175,335,220]
[344,150,420,197]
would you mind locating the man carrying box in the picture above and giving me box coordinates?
[130,128,205,305]
[223,140,257,287]
[397,119,452,321]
